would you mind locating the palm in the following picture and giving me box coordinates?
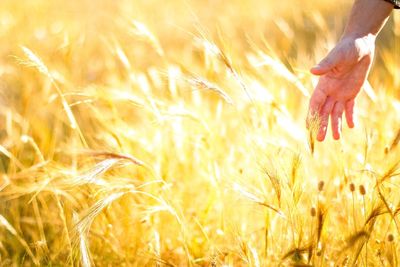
[318,57,370,100]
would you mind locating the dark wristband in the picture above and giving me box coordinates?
[384,0,400,8]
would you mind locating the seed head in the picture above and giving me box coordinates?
[311,207,317,217]
[318,181,325,192]
[349,183,355,192]
[388,234,394,242]
[359,185,366,195]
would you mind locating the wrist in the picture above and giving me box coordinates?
[339,34,376,58]
[340,32,376,44]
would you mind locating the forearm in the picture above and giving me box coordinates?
[342,0,393,39]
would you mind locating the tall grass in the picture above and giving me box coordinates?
[0,0,399,266]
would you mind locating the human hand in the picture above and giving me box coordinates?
[307,35,375,141]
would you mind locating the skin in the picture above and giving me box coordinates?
[307,0,394,141]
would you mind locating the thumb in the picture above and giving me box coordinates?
[310,54,338,76]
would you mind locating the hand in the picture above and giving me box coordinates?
[307,35,375,141]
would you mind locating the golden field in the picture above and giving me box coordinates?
[0,0,400,266]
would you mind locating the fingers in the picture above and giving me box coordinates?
[317,97,335,142]
[331,102,345,140]
[310,53,337,76]
[345,100,355,128]
[307,89,327,128]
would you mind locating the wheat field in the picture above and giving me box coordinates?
[0,0,400,266]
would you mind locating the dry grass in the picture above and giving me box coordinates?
[0,0,400,266]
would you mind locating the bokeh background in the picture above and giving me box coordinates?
[0,0,399,266]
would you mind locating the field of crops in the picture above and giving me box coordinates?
[0,0,400,266]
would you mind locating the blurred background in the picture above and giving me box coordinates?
[0,0,399,266]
